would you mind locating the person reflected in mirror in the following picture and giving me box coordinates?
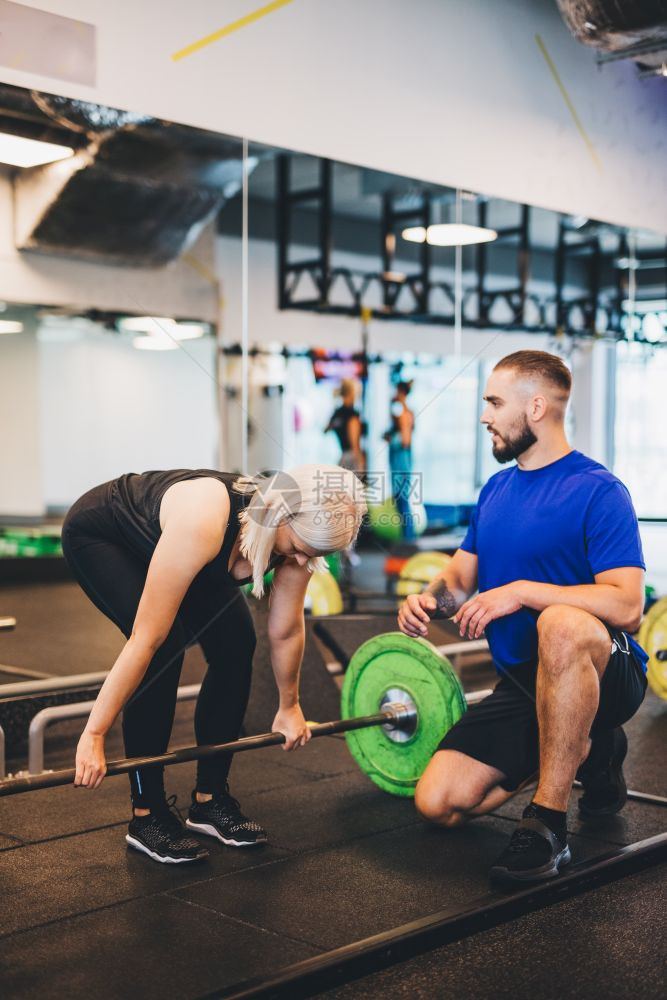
[325,378,366,476]
[384,379,416,541]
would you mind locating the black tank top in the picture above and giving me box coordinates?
[109,469,283,588]
[328,405,358,452]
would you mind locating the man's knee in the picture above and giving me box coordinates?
[414,779,465,827]
[415,751,494,827]
[537,605,609,673]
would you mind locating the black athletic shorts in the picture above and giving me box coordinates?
[437,625,648,791]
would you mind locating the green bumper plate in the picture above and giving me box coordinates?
[341,631,466,796]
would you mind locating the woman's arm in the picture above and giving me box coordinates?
[398,407,413,449]
[267,558,313,750]
[75,480,227,788]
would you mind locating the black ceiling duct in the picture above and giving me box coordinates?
[556,1,667,77]
[0,83,253,267]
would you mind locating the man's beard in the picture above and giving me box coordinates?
[490,416,537,463]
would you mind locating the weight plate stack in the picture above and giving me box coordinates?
[396,551,452,599]
[638,596,667,701]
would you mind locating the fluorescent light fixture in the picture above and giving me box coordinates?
[119,315,173,333]
[401,224,497,247]
[132,335,178,351]
[173,322,208,341]
[622,298,667,313]
[642,313,665,343]
[0,320,23,334]
[119,316,207,340]
[0,133,73,168]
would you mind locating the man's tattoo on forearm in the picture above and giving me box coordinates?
[425,578,457,616]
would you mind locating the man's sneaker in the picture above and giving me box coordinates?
[126,795,209,864]
[577,727,628,818]
[186,789,268,847]
[489,817,571,886]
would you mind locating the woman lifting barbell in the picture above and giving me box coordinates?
[61,465,365,865]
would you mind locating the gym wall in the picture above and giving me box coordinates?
[0,0,665,231]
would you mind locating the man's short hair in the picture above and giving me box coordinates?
[494,351,572,396]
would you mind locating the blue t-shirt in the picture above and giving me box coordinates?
[461,451,647,673]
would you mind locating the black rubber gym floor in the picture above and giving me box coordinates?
[0,581,665,999]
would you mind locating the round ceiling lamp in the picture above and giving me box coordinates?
[401,223,498,246]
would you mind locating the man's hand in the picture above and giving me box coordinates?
[398,593,440,638]
[454,584,523,639]
[272,704,312,751]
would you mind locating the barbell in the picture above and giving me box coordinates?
[0,631,476,799]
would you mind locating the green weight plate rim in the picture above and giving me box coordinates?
[341,631,466,796]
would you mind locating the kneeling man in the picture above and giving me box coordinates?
[398,350,647,885]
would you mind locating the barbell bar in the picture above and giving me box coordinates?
[0,703,418,799]
[0,628,490,799]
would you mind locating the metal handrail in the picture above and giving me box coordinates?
[0,671,108,700]
[28,683,201,774]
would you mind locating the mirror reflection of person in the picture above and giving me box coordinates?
[325,378,366,474]
[384,380,415,541]
[62,465,365,865]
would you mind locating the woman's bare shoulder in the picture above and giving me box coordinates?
[159,477,230,534]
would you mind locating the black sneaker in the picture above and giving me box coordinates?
[577,727,628,818]
[489,817,571,886]
[186,788,267,847]
[126,795,209,864]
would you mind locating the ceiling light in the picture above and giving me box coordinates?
[132,335,178,352]
[0,320,23,334]
[0,133,74,168]
[119,315,174,333]
[172,322,208,341]
[401,224,497,247]
[642,313,665,343]
[622,298,667,313]
[119,316,207,340]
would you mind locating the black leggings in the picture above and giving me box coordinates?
[61,483,256,809]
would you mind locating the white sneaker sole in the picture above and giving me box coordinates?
[490,845,572,884]
[125,834,206,864]
[185,818,267,847]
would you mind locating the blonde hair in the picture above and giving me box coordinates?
[337,378,359,402]
[233,465,367,597]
